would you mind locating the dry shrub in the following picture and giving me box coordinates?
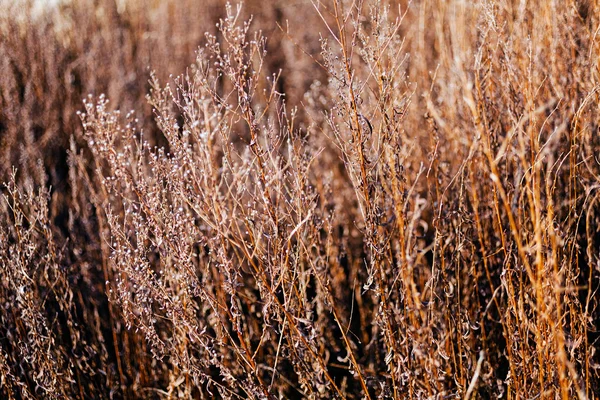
[1,0,599,398]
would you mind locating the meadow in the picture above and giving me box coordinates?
[0,0,599,398]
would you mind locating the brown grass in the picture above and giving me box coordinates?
[1,0,599,398]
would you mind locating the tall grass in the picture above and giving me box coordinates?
[1,0,599,398]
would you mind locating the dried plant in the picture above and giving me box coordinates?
[1,0,599,398]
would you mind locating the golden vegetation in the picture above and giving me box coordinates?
[1,0,599,398]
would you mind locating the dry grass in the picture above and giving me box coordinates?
[1,0,599,398]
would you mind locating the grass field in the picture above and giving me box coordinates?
[1,0,599,398]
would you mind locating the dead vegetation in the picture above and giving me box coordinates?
[1,0,599,398]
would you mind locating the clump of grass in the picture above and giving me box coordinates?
[1,0,599,398]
